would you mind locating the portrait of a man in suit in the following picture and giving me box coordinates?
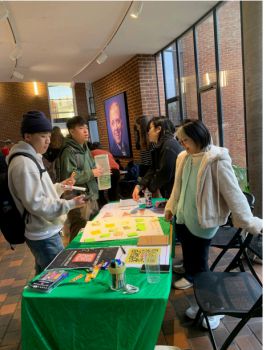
[105,93,131,157]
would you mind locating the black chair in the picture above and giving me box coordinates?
[193,232,262,350]
[209,192,255,271]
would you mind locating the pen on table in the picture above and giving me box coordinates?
[120,246,126,255]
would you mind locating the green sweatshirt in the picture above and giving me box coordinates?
[59,137,98,200]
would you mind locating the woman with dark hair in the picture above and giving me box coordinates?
[165,119,262,329]
[132,116,183,200]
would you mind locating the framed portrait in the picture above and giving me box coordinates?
[104,92,132,158]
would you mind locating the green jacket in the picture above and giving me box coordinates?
[59,137,98,200]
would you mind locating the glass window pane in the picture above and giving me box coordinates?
[196,14,216,88]
[217,1,246,168]
[163,44,179,99]
[156,53,166,115]
[178,30,198,119]
[48,83,76,120]
[48,83,73,99]
[201,89,219,145]
[167,100,181,127]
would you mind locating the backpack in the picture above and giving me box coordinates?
[0,152,46,250]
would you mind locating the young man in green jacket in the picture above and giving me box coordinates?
[59,116,103,242]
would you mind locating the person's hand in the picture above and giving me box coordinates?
[61,172,76,186]
[92,167,103,178]
[73,195,87,208]
[164,210,173,222]
[132,185,141,201]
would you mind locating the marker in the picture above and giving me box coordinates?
[101,261,110,270]
[85,273,92,283]
[61,184,86,192]
[70,274,84,282]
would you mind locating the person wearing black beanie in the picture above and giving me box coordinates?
[6,111,87,275]
[21,111,53,136]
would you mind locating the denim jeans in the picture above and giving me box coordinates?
[26,233,64,275]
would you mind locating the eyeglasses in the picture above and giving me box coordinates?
[179,137,190,146]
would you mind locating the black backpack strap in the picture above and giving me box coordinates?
[8,152,47,226]
[8,152,46,179]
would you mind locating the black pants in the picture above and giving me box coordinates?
[176,224,211,282]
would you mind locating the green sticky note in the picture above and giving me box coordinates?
[100,233,111,238]
[84,238,95,242]
[127,232,138,237]
[136,224,145,231]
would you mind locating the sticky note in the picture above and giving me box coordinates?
[127,232,138,237]
[105,223,115,228]
[100,233,111,238]
[91,230,101,235]
[84,238,95,242]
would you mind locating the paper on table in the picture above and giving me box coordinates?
[117,245,170,267]
[95,154,111,190]
[80,217,164,243]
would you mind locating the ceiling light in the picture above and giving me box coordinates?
[9,45,23,61]
[0,4,8,21]
[130,1,143,19]
[12,70,24,79]
[33,82,39,95]
[96,51,108,65]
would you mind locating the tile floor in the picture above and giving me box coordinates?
[0,233,262,350]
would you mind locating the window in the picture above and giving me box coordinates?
[162,43,181,126]
[85,82,96,117]
[195,14,216,89]
[162,44,179,99]
[156,1,246,168]
[201,89,219,145]
[167,101,180,127]
[48,83,76,134]
[178,30,198,119]
[155,53,166,115]
[217,1,246,167]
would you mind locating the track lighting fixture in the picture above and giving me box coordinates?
[130,1,143,19]
[0,4,8,21]
[12,70,24,79]
[96,51,108,65]
[9,45,23,61]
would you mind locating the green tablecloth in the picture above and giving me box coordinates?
[21,217,172,350]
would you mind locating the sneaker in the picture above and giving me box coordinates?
[173,265,185,274]
[202,315,224,330]
[185,306,224,330]
[185,305,199,319]
[173,277,193,290]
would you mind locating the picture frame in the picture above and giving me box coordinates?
[104,92,132,158]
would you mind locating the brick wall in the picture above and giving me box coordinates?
[74,83,89,120]
[93,54,160,166]
[0,82,50,143]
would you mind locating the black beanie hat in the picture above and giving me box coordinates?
[21,111,52,135]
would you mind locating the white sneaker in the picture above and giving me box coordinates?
[173,277,193,290]
[185,306,224,330]
[185,305,199,319]
[202,315,224,330]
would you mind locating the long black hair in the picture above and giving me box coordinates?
[147,116,175,141]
